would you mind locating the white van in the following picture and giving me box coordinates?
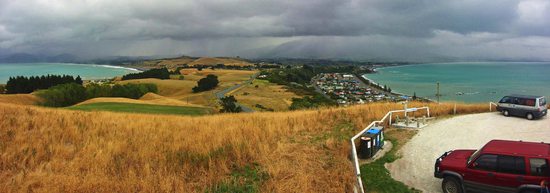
[496,95,547,120]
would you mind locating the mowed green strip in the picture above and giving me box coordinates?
[68,102,211,116]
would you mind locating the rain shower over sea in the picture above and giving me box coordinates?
[0,63,139,83]
[363,62,550,103]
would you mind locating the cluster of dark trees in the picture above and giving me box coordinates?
[219,95,242,113]
[39,83,158,107]
[192,74,219,93]
[5,75,83,94]
[382,85,392,93]
[168,63,260,71]
[122,68,170,80]
[289,95,335,110]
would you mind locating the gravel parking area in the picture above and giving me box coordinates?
[386,112,550,193]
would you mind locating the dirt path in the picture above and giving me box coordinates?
[214,73,258,112]
[386,112,550,193]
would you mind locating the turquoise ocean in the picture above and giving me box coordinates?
[0,63,139,83]
[364,62,550,103]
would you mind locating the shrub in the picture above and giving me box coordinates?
[85,83,113,99]
[220,95,242,113]
[38,83,87,107]
[39,83,158,107]
[289,94,335,110]
[0,85,5,94]
[112,84,157,99]
[192,74,219,93]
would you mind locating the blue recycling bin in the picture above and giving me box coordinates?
[366,126,384,149]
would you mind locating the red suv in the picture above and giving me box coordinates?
[434,140,550,193]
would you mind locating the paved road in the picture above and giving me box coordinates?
[214,73,258,112]
[386,112,550,193]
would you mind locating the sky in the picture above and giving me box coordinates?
[1,0,550,61]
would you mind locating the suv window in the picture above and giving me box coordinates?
[500,97,512,104]
[474,154,497,171]
[530,158,549,176]
[540,98,547,107]
[497,155,525,174]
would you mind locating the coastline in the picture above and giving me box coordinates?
[361,73,437,103]
[0,62,141,83]
[96,64,142,72]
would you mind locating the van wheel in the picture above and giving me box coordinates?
[503,110,509,117]
[442,176,463,193]
[526,113,534,120]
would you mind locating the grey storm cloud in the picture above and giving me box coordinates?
[0,0,550,61]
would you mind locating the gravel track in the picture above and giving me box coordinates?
[386,112,550,193]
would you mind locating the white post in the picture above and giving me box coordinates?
[389,112,392,125]
[427,108,430,117]
[454,103,457,115]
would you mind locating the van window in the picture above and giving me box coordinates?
[499,97,512,104]
[497,155,525,174]
[529,158,549,176]
[525,99,535,106]
[540,98,547,107]
[474,154,497,171]
[516,98,535,106]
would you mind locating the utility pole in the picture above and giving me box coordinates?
[436,82,440,103]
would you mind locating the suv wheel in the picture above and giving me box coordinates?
[503,110,510,117]
[442,177,463,193]
[526,113,534,120]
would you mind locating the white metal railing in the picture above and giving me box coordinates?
[350,106,430,193]
[489,102,497,112]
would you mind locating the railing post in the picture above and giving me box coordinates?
[351,106,430,193]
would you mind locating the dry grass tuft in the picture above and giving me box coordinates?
[0,101,489,192]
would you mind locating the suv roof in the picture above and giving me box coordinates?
[507,94,544,99]
[482,140,550,157]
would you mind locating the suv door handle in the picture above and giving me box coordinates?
[487,173,494,177]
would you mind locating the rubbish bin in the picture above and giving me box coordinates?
[358,136,373,159]
[365,131,379,157]
[368,126,384,147]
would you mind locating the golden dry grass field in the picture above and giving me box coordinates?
[132,57,253,69]
[0,94,42,106]
[74,93,207,108]
[231,79,302,111]
[0,101,489,192]
[115,69,257,108]
[186,57,253,67]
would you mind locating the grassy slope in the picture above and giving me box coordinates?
[0,101,489,192]
[67,102,211,116]
[0,94,41,105]
[135,57,253,69]
[117,69,257,108]
[232,79,302,111]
